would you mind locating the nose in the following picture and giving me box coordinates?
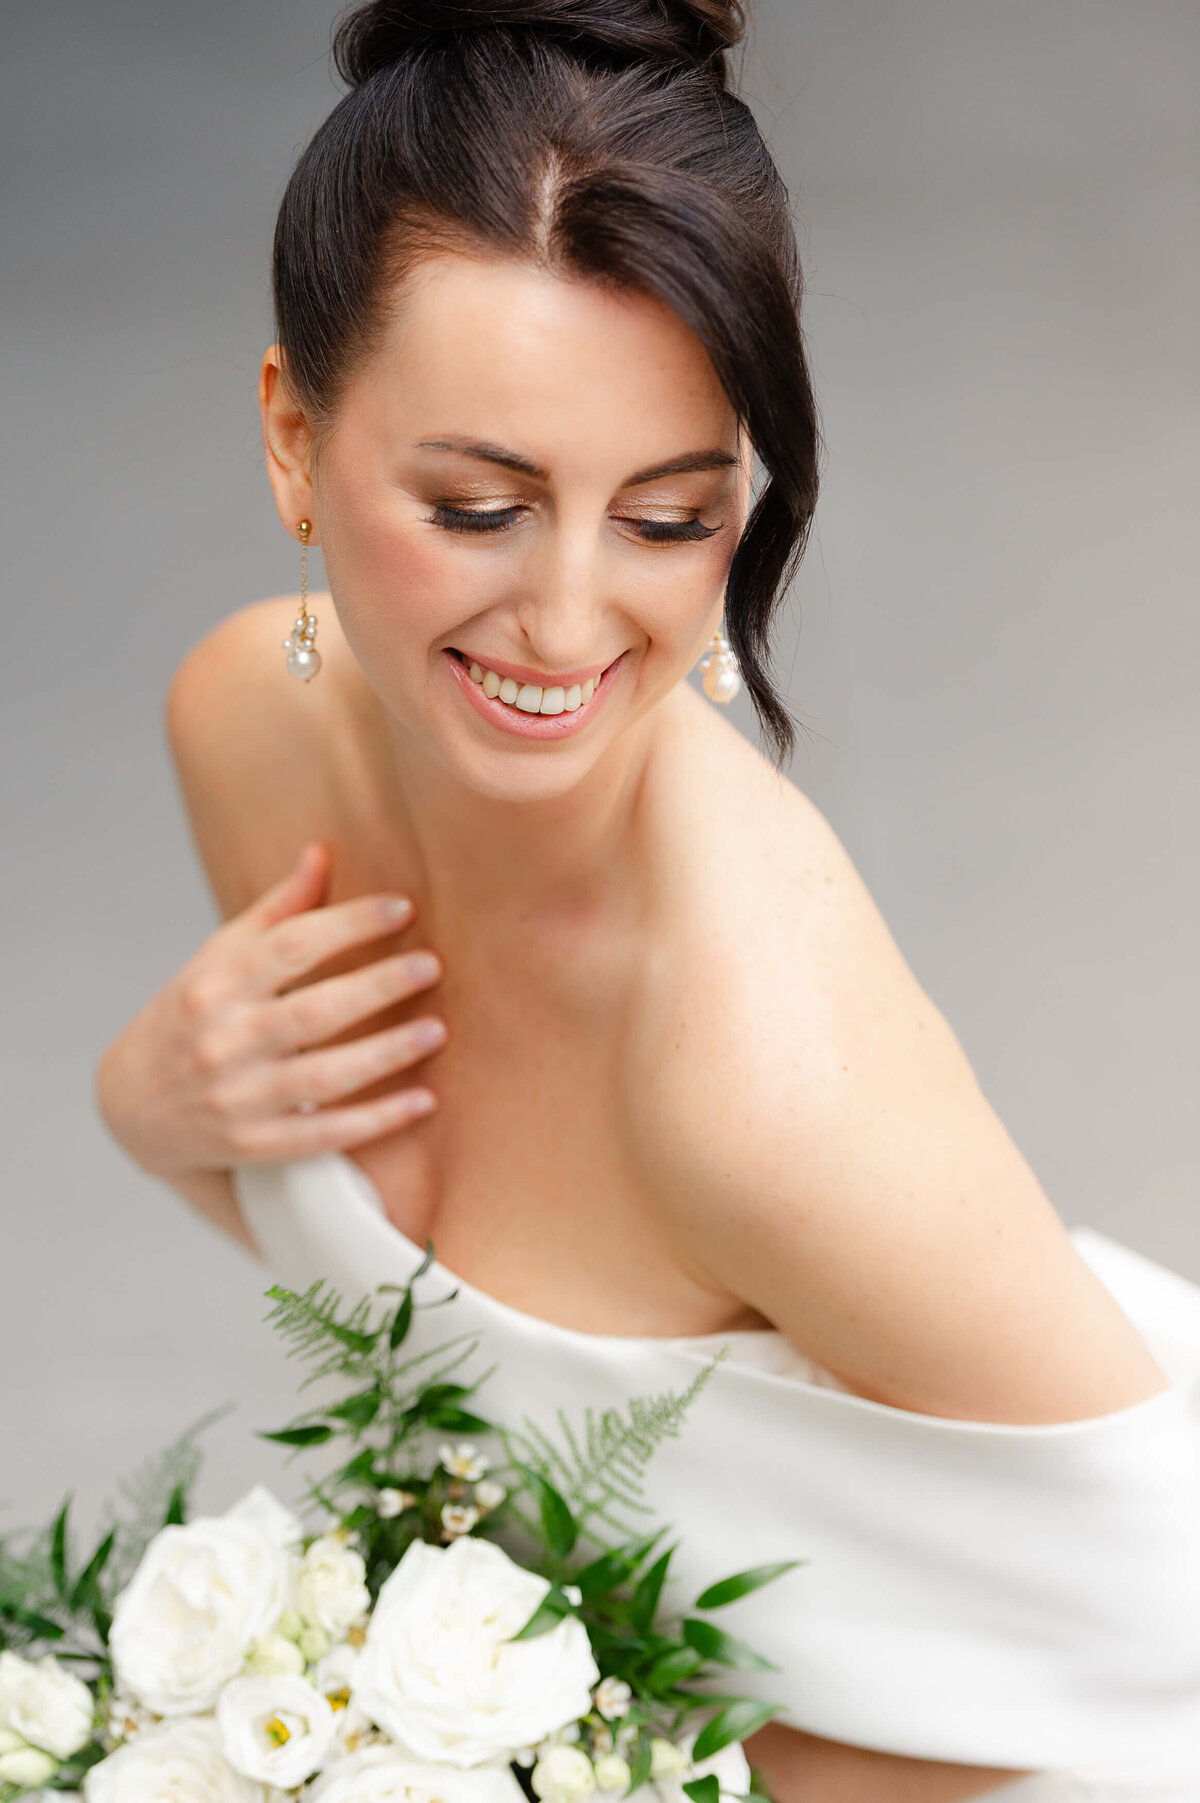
[512,517,613,678]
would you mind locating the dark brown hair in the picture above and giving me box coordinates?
[273,0,820,765]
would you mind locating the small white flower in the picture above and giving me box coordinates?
[563,1585,583,1607]
[275,1609,305,1641]
[532,1744,596,1803]
[217,1672,336,1789]
[441,1502,480,1538]
[0,1652,93,1759]
[439,1441,491,1482]
[650,1739,688,1779]
[246,1633,305,1678]
[295,1536,371,1638]
[592,1677,631,1721]
[474,1478,507,1511]
[594,1753,632,1793]
[314,1645,371,1752]
[377,1489,417,1520]
[0,1745,58,1788]
[514,1747,538,1768]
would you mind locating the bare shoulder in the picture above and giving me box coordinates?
[165,594,355,917]
[628,709,1167,1423]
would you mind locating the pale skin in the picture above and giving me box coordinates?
[97,253,1168,1800]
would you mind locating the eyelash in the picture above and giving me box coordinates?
[426,504,722,544]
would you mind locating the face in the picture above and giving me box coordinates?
[261,254,751,802]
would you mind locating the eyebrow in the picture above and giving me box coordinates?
[413,437,738,487]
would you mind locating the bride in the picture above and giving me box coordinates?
[95,2,1200,1798]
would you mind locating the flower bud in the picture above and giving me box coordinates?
[594,1753,632,1793]
[532,1744,597,1803]
[0,1730,26,1755]
[276,1609,305,1641]
[246,1633,305,1677]
[650,1738,688,1778]
[0,1745,58,1786]
[298,1625,330,1664]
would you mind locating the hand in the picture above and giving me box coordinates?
[96,843,447,1175]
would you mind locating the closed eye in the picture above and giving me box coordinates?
[427,504,723,544]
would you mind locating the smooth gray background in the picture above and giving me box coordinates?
[2,3,1196,1532]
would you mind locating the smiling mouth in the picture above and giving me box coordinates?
[447,648,616,717]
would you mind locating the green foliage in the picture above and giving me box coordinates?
[693,1562,805,1611]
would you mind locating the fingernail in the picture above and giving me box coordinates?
[411,1018,447,1051]
[408,952,440,982]
[385,896,413,920]
[408,1089,437,1115]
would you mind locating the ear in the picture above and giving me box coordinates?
[258,345,321,546]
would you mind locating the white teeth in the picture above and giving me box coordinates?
[459,654,604,717]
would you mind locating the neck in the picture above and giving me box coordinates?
[381,696,677,938]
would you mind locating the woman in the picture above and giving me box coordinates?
[95,3,1200,1797]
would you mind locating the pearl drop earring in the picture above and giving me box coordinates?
[697,622,741,704]
[282,520,321,681]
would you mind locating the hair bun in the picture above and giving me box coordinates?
[333,0,744,88]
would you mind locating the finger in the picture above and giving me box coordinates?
[230,1016,448,1115]
[254,947,443,1053]
[236,893,423,1000]
[221,843,330,944]
[227,1085,439,1162]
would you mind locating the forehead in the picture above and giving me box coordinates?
[339,253,736,468]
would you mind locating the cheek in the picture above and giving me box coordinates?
[331,518,513,652]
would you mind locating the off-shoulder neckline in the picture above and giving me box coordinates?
[330,1148,787,1353]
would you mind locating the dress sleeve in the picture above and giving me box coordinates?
[654,1228,1200,1781]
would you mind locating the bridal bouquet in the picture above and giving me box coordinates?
[0,1250,798,1801]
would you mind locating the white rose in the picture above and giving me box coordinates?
[0,1652,92,1758]
[654,1734,751,1803]
[310,1747,527,1803]
[295,1536,370,1639]
[532,1744,596,1803]
[217,1673,335,1789]
[353,1536,598,1767]
[0,1745,58,1787]
[84,1716,266,1802]
[109,1487,299,1716]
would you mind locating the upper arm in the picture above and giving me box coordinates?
[633,805,1168,1426]
[165,597,319,920]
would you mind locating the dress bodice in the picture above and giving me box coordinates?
[233,1153,1200,1800]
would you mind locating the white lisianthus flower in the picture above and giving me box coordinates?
[83,1716,266,1802]
[0,1744,58,1787]
[109,1486,300,1717]
[0,1652,92,1758]
[217,1673,336,1789]
[311,1747,527,1803]
[592,1677,632,1722]
[352,1535,599,1767]
[439,1442,491,1482]
[313,1644,372,1752]
[473,1479,506,1512]
[532,1744,596,1803]
[441,1502,480,1538]
[653,1733,752,1803]
[295,1536,371,1639]
[594,1753,632,1793]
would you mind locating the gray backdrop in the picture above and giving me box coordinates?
[3,2,1196,1532]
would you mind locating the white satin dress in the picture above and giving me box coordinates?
[234,1152,1200,1801]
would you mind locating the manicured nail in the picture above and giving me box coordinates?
[385,896,413,920]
